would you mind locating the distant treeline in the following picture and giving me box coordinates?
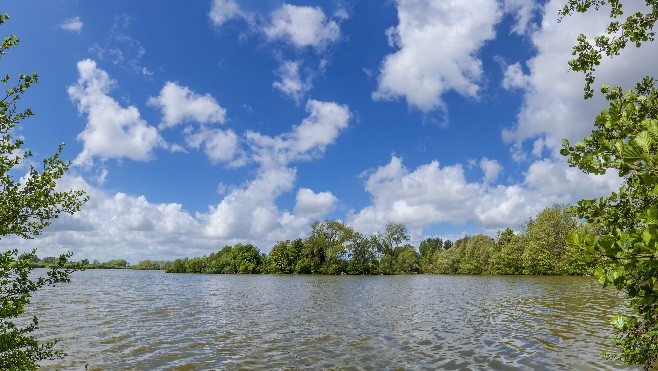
[165,204,591,276]
[29,204,587,275]
[27,256,171,270]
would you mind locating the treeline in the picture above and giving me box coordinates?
[166,204,590,276]
[26,256,171,270]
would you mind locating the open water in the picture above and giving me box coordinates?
[29,269,635,370]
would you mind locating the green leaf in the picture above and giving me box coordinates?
[610,314,627,330]
[622,143,644,162]
[565,231,581,247]
[634,131,652,152]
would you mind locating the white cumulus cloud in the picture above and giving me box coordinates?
[294,188,338,217]
[265,4,341,49]
[273,60,312,103]
[209,0,248,27]
[148,82,227,128]
[373,0,502,111]
[480,158,502,183]
[502,0,658,156]
[68,59,164,167]
[350,156,622,235]
[185,128,245,167]
[247,99,351,168]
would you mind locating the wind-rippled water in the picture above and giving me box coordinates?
[29,270,635,370]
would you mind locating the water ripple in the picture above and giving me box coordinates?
[27,271,636,370]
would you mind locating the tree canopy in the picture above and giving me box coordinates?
[559,1,658,367]
[1,13,87,370]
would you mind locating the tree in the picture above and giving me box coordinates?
[457,234,495,274]
[226,243,262,274]
[560,1,658,367]
[374,222,410,257]
[392,244,420,274]
[345,235,377,275]
[419,237,443,273]
[490,236,526,275]
[303,220,354,274]
[1,13,87,370]
[521,205,578,275]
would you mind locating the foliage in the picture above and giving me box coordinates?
[132,260,170,270]
[419,237,443,273]
[457,235,495,274]
[1,250,86,370]
[427,206,580,276]
[559,0,658,99]
[521,205,579,275]
[166,206,589,278]
[490,235,525,275]
[559,1,658,367]
[267,239,302,274]
[1,13,88,370]
[345,235,378,275]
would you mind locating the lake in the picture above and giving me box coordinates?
[29,270,635,370]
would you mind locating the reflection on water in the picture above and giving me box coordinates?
[29,270,635,370]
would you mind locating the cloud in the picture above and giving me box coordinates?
[247,99,351,168]
[0,174,207,262]
[202,99,350,245]
[349,156,621,235]
[523,158,622,201]
[480,158,502,183]
[501,62,528,90]
[148,82,227,128]
[502,0,658,156]
[185,127,245,166]
[209,0,248,27]
[350,156,480,233]
[373,0,502,111]
[503,0,537,35]
[273,60,312,103]
[202,167,298,239]
[264,4,341,49]
[67,59,164,167]
[60,17,83,33]
[294,188,338,217]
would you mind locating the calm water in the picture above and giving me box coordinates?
[28,270,635,370]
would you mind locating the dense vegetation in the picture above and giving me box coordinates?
[164,204,589,276]
[1,14,87,370]
[559,0,658,367]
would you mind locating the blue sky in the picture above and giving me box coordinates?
[2,0,655,262]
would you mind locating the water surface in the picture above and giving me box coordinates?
[30,270,634,370]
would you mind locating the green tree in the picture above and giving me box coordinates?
[419,237,443,273]
[226,243,262,274]
[374,222,410,257]
[496,228,516,249]
[392,244,420,274]
[456,234,495,274]
[372,222,409,274]
[133,260,168,270]
[560,1,658,367]
[268,239,304,274]
[443,240,454,250]
[345,235,377,275]
[490,236,526,275]
[1,13,87,370]
[433,243,461,274]
[102,259,128,269]
[521,205,578,275]
[302,220,354,274]
[165,258,189,273]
